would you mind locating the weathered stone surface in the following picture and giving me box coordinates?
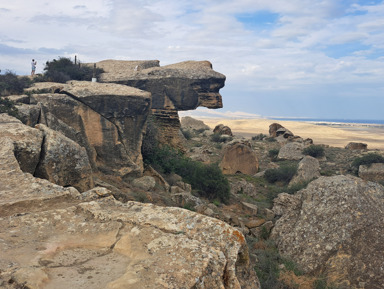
[143,165,170,192]
[271,175,384,288]
[277,142,304,160]
[289,156,320,185]
[230,179,258,198]
[220,142,259,175]
[0,114,43,174]
[132,176,156,191]
[0,138,80,217]
[245,219,265,229]
[180,116,210,131]
[0,197,260,289]
[97,60,225,111]
[241,202,258,216]
[28,80,151,177]
[269,123,284,137]
[345,142,368,150]
[214,123,233,136]
[96,60,225,149]
[358,163,384,182]
[35,124,94,192]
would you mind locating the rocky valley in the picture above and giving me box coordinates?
[1,60,383,289]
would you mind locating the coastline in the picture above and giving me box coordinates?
[192,117,384,150]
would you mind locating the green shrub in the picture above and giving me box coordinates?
[352,153,384,168]
[265,137,277,142]
[264,165,297,185]
[0,96,19,118]
[268,149,279,161]
[303,145,325,158]
[0,71,31,96]
[43,57,104,83]
[143,142,230,203]
[252,133,267,141]
[210,133,232,143]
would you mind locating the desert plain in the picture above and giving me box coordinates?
[198,118,384,150]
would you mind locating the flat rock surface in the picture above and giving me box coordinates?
[0,197,259,289]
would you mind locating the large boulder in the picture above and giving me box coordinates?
[289,156,320,185]
[220,142,259,175]
[271,175,384,288]
[0,137,80,217]
[213,124,233,136]
[0,114,43,174]
[277,142,305,160]
[358,163,384,182]
[27,81,151,177]
[35,124,94,192]
[345,142,368,150]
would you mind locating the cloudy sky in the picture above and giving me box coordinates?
[1,0,384,121]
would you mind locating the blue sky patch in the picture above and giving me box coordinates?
[323,42,371,58]
[236,11,280,31]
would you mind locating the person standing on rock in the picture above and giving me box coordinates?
[31,59,37,77]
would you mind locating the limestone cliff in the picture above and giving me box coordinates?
[95,59,225,147]
[23,80,151,178]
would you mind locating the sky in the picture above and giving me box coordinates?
[1,0,384,121]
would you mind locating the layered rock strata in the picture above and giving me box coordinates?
[95,60,225,147]
[23,81,151,177]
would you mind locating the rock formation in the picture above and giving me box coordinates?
[0,114,93,192]
[345,142,368,150]
[358,163,384,182]
[214,124,233,136]
[95,60,225,148]
[220,141,259,175]
[181,116,210,132]
[277,142,305,160]
[271,175,384,288]
[23,81,151,177]
[0,112,260,288]
[289,156,320,185]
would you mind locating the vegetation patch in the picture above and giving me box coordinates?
[264,165,297,185]
[303,145,325,158]
[42,57,104,83]
[0,71,31,96]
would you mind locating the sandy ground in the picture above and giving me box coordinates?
[197,118,384,150]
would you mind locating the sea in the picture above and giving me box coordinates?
[268,117,384,126]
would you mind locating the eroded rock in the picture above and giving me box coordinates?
[220,142,259,175]
[271,175,384,288]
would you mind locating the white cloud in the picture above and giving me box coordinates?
[1,0,384,119]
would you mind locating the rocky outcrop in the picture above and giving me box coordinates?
[271,175,384,288]
[95,60,225,148]
[0,114,93,192]
[220,142,259,175]
[277,142,305,160]
[289,156,320,185]
[358,163,384,182]
[181,116,210,131]
[345,142,368,150]
[97,60,225,111]
[214,124,233,136]
[269,123,284,137]
[24,81,151,177]
[35,124,94,192]
[0,143,260,288]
